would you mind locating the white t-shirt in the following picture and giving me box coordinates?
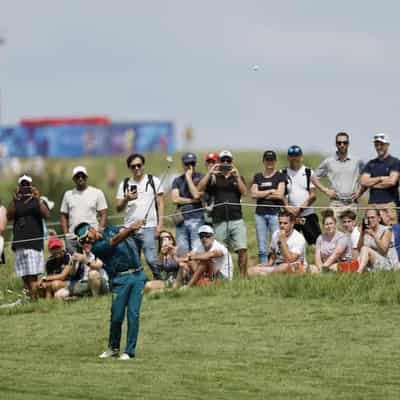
[81,252,109,282]
[270,229,306,265]
[285,166,315,217]
[350,227,361,249]
[60,186,108,233]
[193,239,233,280]
[116,174,163,228]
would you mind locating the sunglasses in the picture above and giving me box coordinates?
[130,163,143,169]
[220,158,232,163]
[336,141,349,145]
[184,162,196,167]
[77,230,94,245]
[199,233,213,239]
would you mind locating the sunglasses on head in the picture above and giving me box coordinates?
[130,163,143,169]
[199,233,213,239]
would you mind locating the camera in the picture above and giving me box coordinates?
[362,218,369,230]
[129,185,137,193]
[219,164,232,173]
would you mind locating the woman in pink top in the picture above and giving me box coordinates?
[313,209,353,272]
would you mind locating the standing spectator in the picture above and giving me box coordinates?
[7,175,50,299]
[360,133,400,224]
[282,145,321,245]
[313,132,365,216]
[0,201,7,264]
[171,153,204,255]
[203,152,219,223]
[198,150,248,276]
[60,166,108,252]
[250,150,286,263]
[116,153,164,280]
[248,211,307,275]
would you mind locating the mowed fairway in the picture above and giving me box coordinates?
[2,276,400,400]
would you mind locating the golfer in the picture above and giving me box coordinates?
[74,220,146,361]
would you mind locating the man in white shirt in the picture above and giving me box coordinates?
[248,211,307,275]
[339,209,360,259]
[60,166,108,252]
[282,145,321,244]
[116,153,164,280]
[184,225,233,287]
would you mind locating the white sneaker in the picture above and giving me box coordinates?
[119,353,134,360]
[99,349,119,359]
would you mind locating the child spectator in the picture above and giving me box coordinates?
[339,210,360,259]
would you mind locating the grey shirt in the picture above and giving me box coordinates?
[315,153,364,200]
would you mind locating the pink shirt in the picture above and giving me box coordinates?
[316,231,352,263]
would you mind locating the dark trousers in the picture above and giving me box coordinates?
[109,271,146,357]
[294,213,321,245]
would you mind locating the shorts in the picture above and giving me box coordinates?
[294,213,321,245]
[69,278,109,296]
[14,249,44,277]
[214,219,247,251]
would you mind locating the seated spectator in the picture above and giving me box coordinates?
[312,209,354,272]
[35,236,71,299]
[248,211,307,275]
[339,210,361,259]
[357,208,398,272]
[145,230,185,292]
[183,225,233,287]
[68,242,109,297]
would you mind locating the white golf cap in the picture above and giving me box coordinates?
[72,166,88,178]
[198,225,214,235]
[219,150,233,160]
[373,133,390,144]
[18,174,32,184]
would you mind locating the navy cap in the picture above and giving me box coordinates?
[182,152,197,164]
[287,145,303,156]
[263,150,277,161]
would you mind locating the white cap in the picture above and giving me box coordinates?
[18,174,32,184]
[373,133,390,144]
[198,225,214,235]
[72,166,88,178]
[219,150,233,160]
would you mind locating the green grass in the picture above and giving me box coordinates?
[0,151,387,399]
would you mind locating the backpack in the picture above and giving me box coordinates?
[123,174,159,223]
[281,167,312,195]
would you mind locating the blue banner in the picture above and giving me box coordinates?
[0,121,175,158]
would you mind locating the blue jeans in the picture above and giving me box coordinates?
[255,213,279,264]
[175,218,204,256]
[132,227,161,280]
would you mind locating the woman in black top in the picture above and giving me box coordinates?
[250,151,286,264]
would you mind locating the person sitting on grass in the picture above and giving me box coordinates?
[312,209,354,273]
[339,210,360,259]
[357,208,399,272]
[248,211,307,276]
[35,236,72,299]
[182,225,233,288]
[145,230,185,292]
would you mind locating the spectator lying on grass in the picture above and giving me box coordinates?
[181,225,233,288]
[311,209,354,273]
[248,211,307,276]
[34,236,71,299]
[357,208,399,272]
[145,230,186,292]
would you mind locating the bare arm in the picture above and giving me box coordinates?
[371,171,400,189]
[171,189,195,205]
[156,194,164,232]
[60,213,69,235]
[279,232,301,263]
[250,183,270,199]
[0,206,7,233]
[98,209,107,229]
[370,229,392,256]
[311,176,336,199]
[299,188,317,210]
[191,249,224,262]
[360,173,382,188]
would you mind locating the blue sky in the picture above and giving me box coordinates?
[1,0,400,158]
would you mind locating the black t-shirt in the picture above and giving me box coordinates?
[12,197,44,251]
[362,155,400,204]
[252,171,285,215]
[206,174,245,223]
[46,252,71,275]
[171,172,204,220]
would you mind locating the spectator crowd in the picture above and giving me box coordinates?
[2,131,400,302]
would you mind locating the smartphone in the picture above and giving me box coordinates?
[219,164,232,172]
[129,185,137,193]
[362,218,369,230]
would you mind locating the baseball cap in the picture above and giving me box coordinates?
[205,152,219,162]
[182,152,197,164]
[72,166,88,178]
[74,222,91,239]
[18,174,32,184]
[198,225,214,235]
[219,150,233,160]
[373,133,390,144]
[287,145,303,156]
[263,150,277,161]
[48,236,63,250]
